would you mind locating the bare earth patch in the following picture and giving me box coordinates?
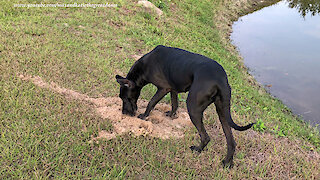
[18,74,193,142]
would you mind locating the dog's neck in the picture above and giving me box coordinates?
[126,60,148,88]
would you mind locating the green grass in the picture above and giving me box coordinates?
[1,0,319,178]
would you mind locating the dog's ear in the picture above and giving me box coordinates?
[115,75,124,80]
[116,75,135,88]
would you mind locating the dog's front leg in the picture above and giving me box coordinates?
[166,91,178,118]
[138,88,169,120]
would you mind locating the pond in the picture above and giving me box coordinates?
[231,0,320,127]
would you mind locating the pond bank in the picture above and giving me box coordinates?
[215,0,280,41]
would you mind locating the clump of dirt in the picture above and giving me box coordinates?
[18,74,193,142]
[95,98,192,139]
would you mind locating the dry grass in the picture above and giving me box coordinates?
[1,0,319,179]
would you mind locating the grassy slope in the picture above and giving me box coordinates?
[0,0,319,179]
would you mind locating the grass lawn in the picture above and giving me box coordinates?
[1,0,319,178]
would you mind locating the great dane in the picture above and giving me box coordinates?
[115,45,254,167]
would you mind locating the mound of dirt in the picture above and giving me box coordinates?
[18,74,193,142]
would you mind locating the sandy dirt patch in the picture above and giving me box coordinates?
[18,74,193,142]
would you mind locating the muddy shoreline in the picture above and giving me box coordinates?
[217,0,280,41]
[242,0,281,14]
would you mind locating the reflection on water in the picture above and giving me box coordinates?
[287,0,320,17]
[231,0,320,126]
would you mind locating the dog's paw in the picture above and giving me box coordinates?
[165,111,178,119]
[222,159,234,169]
[190,146,202,153]
[138,113,146,120]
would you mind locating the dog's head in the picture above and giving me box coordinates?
[115,75,140,116]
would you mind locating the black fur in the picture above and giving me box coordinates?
[116,45,254,167]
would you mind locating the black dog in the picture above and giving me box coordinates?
[116,45,254,167]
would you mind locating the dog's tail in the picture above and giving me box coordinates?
[225,101,254,131]
[216,84,254,131]
[227,119,254,131]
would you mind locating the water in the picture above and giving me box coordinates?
[231,0,320,126]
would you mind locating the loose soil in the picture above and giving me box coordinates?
[18,74,193,142]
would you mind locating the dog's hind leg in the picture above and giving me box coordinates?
[187,84,215,153]
[166,91,178,118]
[214,95,236,168]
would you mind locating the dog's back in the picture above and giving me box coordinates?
[139,45,228,92]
